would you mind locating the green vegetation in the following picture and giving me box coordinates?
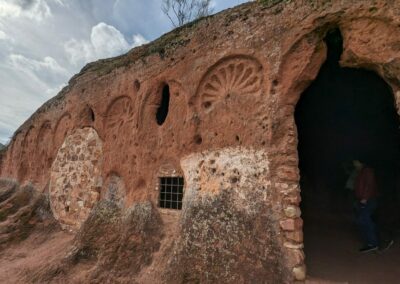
[258,0,333,10]
[258,0,285,7]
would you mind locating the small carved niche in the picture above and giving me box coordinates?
[79,105,96,126]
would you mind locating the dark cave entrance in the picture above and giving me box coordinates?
[295,29,400,282]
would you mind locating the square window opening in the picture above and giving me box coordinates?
[159,177,184,210]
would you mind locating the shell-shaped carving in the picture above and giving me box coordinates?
[197,56,263,110]
[104,96,134,140]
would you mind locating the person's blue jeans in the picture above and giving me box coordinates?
[355,199,378,247]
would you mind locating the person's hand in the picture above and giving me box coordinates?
[360,199,367,204]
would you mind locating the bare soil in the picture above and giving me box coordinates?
[0,230,73,284]
[305,213,400,284]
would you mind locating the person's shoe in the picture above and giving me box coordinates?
[359,245,378,253]
[380,239,394,252]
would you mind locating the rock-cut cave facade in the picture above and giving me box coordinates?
[1,0,400,282]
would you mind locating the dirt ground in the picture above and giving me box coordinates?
[0,230,73,284]
[304,213,400,284]
[0,212,398,284]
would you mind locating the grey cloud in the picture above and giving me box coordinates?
[0,0,52,21]
[8,54,69,86]
[11,0,37,10]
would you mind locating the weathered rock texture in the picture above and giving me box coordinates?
[167,148,287,283]
[1,0,400,282]
[30,201,162,284]
[0,179,59,249]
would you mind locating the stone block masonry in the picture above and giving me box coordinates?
[49,127,103,231]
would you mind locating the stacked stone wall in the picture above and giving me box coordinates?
[49,127,103,230]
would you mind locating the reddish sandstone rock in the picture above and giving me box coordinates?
[0,0,400,282]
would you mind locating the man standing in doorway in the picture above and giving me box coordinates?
[353,160,379,252]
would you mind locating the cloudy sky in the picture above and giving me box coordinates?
[0,0,247,144]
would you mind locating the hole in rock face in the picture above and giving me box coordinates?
[156,84,170,125]
[89,107,95,122]
[134,79,141,91]
[79,106,95,125]
[295,28,400,282]
[194,134,203,145]
[203,101,212,109]
[158,177,184,210]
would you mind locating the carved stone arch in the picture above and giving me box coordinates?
[9,132,22,162]
[277,28,328,106]
[138,79,188,151]
[8,136,16,162]
[36,121,53,185]
[4,138,14,175]
[162,79,189,144]
[53,113,73,151]
[270,21,400,281]
[78,104,96,126]
[102,96,135,173]
[6,132,23,177]
[23,126,36,148]
[277,17,400,108]
[339,17,400,111]
[139,79,188,127]
[137,81,171,152]
[138,81,169,130]
[340,17,400,67]
[18,126,36,181]
[195,55,264,113]
[36,121,52,148]
[103,96,134,142]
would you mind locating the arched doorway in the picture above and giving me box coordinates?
[295,29,400,283]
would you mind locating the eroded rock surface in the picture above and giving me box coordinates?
[165,147,288,283]
[32,201,162,284]
[0,0,400,282]
[0,179,59,250]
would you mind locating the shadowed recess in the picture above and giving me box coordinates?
[156,84,170,125]
[295,28,400,282]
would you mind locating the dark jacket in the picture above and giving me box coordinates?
[354,167,378,201]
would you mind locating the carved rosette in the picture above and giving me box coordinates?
[104,96,134,141]
[197,56,263,111]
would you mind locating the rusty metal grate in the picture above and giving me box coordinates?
[159,177,184,210]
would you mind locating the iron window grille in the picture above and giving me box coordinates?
[159,177,184,210]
